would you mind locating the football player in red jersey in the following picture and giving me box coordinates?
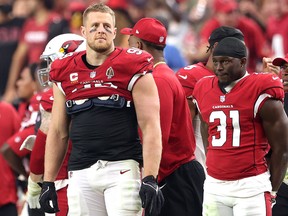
[0,102,21,216]
[39,3,163,216]
[121,18,205,216]
[26,33,86,216]
[193,37,288,216]
[176,26,244,171]
[0,63,42,215]
[273,54,288,93]
[271,54,288,216]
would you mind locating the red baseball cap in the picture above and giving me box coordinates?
[107,0,128,10]
[213,0,238,13]
[120,18,167,46]
[68,1,86,12]
[273,53,288,66]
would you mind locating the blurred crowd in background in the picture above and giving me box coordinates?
[0,0,287,214]
[0,0,288,103]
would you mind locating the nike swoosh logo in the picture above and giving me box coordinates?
[120,169,131,174]
[178,75,188,79]
[147,57,153,62]
[159,183,166,190]
[49,96,54,101]
[39,186,50,200]
[272,76,279,80]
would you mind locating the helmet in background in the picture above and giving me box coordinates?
[38,33,86,86]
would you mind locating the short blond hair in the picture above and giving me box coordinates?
[83,3,116,26]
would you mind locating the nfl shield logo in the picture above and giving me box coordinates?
[220,95,225,102]
[90,71,96,78]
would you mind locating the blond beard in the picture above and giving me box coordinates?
[88,40,112,53]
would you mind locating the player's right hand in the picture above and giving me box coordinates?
[139,175,164,216]
[39,181,59,213]
[262,57,280,75]
[271,191,277,208]
[27,177,42,209]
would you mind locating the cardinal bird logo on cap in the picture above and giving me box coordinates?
[59,40,84,54]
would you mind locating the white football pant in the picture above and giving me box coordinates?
[67,159,142,216]
[203,172,272,216]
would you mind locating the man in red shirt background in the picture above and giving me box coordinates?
[121,17,205,216]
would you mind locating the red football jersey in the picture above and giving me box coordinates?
[31,88,71,180]
[176,62,214,98]
[49,47,153,101]
[8,93,41,157]
[193,73,284,180]
[29,89,53,175]
[153,63,196,183]
[0,102,21,206]
[7,126,35,157]
[40,88,53,112]
[20,93,42,129]
[49,47,153,171]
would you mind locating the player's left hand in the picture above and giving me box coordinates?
[27,177,42,209]
[139,175,164,216]
[39,181,59,213]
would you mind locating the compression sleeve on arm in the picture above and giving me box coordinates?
[29,129,47,174]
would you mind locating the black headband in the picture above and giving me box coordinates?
[208,26,244,47]
[213,37,247,59]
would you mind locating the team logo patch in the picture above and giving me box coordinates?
[220,95,225,102]
[60,40,84,54]
[106,67,114,79]
[90,71,96,78]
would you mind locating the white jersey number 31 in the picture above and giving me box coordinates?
[209,110,240,147]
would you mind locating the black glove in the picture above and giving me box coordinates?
[139,175,164,216]
[39,181,59,213]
